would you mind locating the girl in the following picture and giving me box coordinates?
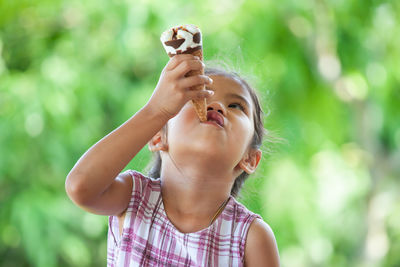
[65,54,280,266]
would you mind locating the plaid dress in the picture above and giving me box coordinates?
[107,170,262,267]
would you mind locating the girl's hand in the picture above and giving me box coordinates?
[146,54,214,121]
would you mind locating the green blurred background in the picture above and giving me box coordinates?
[1,0,399,266]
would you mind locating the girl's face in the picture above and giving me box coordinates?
[165,75,256,174]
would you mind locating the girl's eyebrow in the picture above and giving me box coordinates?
[227,93,251,109]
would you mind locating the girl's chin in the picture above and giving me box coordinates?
[169,124,229,151]
[187,135,226,149]
[173,141,229,160]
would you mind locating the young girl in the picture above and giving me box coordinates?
[65,54,280,266]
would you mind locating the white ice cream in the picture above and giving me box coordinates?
[160,24,202,55]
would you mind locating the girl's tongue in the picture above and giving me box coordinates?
[206,111,224,127]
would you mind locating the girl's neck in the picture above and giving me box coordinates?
[159,153,234,229]
[160,181,231,233]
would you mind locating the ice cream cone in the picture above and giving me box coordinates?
[160,25,207,122]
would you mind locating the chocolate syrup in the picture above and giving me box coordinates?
[164,28,202,56]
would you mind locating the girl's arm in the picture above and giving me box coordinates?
[65,54,213,216]
[65,106,166,215]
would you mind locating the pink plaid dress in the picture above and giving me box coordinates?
[107,170,262,266]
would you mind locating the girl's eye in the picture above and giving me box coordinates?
[228,103,245,111]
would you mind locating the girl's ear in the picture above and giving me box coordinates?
[238,149,262,174]
[148,131,169,152]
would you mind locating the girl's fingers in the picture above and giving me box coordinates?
[178,75,213,89]
[165,54,199,71]
[187,89,214,100]
[170,59,205,78]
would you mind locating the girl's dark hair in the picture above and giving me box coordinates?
[147,60,269,198]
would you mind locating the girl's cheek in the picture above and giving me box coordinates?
[171,104,198,127]
[237,119,254,144]
[181,105,198,122]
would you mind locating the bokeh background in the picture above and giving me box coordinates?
[1,0,399,266]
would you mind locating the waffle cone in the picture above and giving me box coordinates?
[169,49,207,122]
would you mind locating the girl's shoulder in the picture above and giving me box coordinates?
[126,169,159,181]
[123,169,161,191]
[244,218,280,266]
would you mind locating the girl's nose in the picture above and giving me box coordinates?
[207,101,226,116]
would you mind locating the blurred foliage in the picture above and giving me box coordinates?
[1,0,399,266]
